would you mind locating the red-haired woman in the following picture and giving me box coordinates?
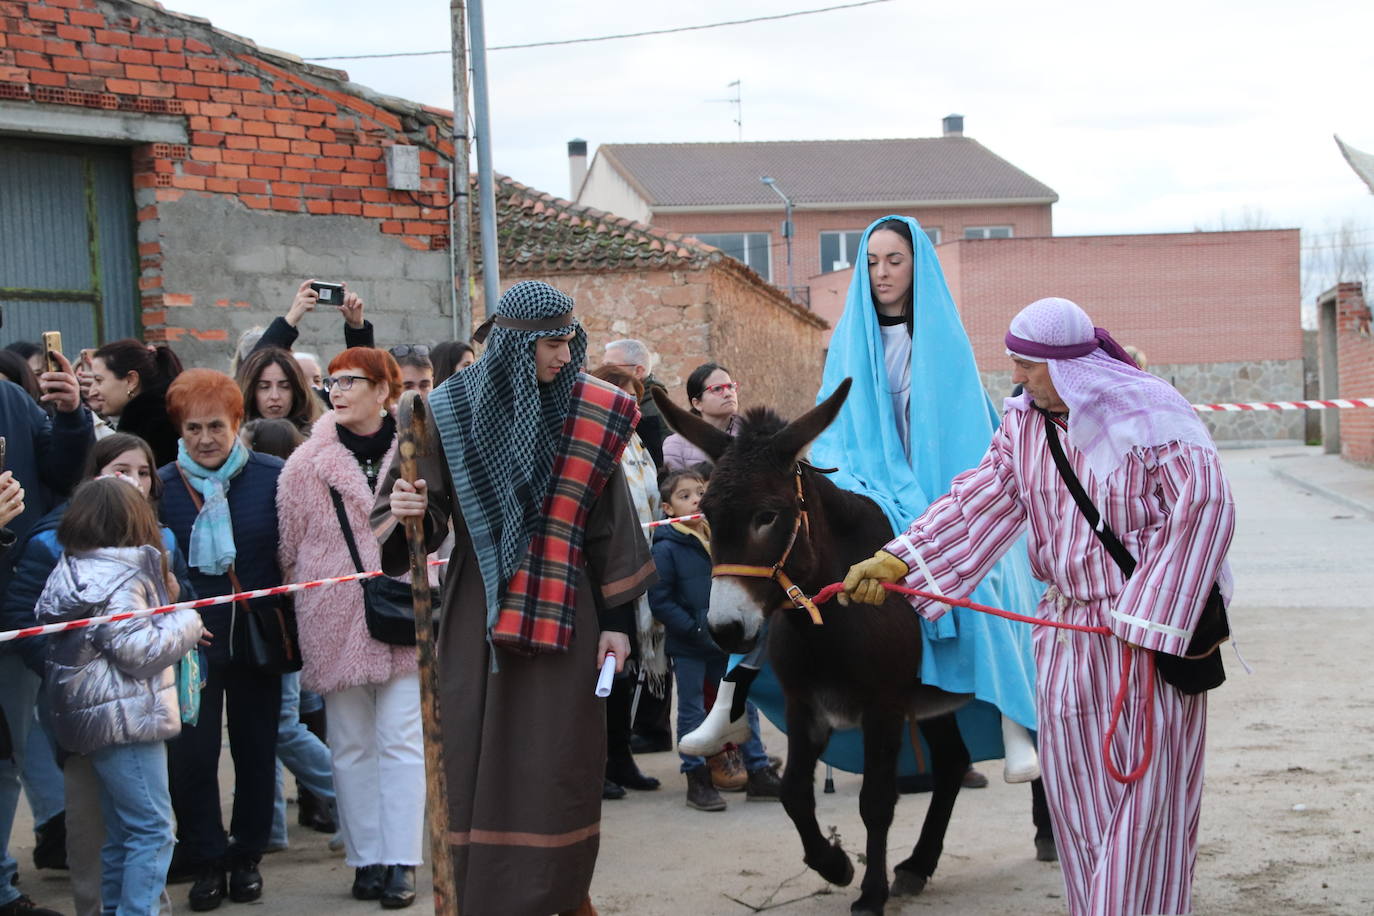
[276,348,423,908]
[157,369,288,911]
[90,339,184,467]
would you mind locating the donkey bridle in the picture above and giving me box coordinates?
[711,464,825,625]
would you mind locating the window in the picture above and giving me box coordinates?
[819,231,864,273]
[964,226,1013,240]
[822,227,943,273]
[693,232,771,281]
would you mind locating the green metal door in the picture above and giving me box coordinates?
[0,137,139,356]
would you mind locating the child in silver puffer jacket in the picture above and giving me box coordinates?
[37,476,204,916]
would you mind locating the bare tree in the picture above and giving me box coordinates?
[1302,219,1373,327]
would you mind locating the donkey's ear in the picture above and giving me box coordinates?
[771,378,852,464]
[652,387,733,461]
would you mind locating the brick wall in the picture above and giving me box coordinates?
[474,262,827,422]
[0,0,454,365]
[940,229,1303,369]
[1327,283,1374,465]
[650,202,1052,294]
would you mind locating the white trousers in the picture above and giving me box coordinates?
[325,673,426,867]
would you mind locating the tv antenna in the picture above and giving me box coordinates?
[707,79,742,140]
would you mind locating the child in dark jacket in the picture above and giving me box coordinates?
[648,470,780,812]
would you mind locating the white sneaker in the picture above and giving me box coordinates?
[1001,717,1041,784]
[679,681,752,757]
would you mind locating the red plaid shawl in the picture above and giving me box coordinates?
[491,375,640,654]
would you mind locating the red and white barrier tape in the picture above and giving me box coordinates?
[0,513,705,643]
[1193,397,1374,413]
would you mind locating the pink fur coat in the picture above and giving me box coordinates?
[277,414,417,695]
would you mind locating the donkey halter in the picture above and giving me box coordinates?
[711,464,824,625]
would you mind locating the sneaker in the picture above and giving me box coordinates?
[707,749,747,792]
[745,765,783,802]
[0,895,63,916]
[685,765,726,812]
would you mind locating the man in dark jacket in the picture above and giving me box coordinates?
[0,355,91,916]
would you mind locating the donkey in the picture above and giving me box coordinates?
[654,380,973,916]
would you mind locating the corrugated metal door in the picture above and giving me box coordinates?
[0,137,138,356]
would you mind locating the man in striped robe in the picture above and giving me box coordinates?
[844,296,1235,915]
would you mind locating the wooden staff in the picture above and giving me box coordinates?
[396,391,458,914]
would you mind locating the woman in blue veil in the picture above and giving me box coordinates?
[684,216,1043,785]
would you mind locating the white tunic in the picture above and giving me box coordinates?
[879,322,912,458]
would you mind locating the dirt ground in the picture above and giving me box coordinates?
[9,447,1373,914]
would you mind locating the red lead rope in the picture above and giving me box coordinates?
[808,580,1153,784]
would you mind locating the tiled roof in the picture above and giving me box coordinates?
[481,174,718,274]
[596,137,1058,208]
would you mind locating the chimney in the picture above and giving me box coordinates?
[942,114,964,137]
[568,138,588,199]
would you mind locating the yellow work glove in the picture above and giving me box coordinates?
[840,549,909,607]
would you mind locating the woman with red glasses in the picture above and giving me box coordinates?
[662,363,740,471]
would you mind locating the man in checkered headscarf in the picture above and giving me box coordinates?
[375,280,658,916]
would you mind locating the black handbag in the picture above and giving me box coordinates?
[227,565,303,674]
[329,487,429,647]
[1039,409,1228,694]
[177,468,301,673]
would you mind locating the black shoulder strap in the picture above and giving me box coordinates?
[1037,408,1137,579]
[328,487,366,574]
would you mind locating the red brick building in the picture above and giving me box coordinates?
[573,118,1057,298]
[1,0,456,367]
[1319,282,1374,463]
[809,229,1305,442]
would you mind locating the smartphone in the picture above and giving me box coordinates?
[0,437,7,473]
[309,281,345,306]
[41,330,63,374]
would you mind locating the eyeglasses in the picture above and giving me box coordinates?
[389,345,430,358]
[703,382,739,397]
[323,374,371,392]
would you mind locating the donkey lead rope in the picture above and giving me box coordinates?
[807,580,1153,785]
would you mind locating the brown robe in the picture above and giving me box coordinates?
[373,441,656,916]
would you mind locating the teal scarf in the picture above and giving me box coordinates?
[177,439,249,575]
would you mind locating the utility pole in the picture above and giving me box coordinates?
[761,176,794,301]
[469,0,500,315]
[450,0,472,342]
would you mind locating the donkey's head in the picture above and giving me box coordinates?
[652,380,852,653]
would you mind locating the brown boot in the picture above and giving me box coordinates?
[685,765,727,811]
[708,749,747,792]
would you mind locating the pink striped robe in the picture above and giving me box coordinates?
[884,407,1235,916]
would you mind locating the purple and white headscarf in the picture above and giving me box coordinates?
[1004,297,1214,481]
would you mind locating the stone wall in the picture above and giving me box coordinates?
[979,358,1306,445]
[473,263,827,422]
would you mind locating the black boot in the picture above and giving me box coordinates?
[296,786,337,833]
[352,864,386,901]
[188,864,226,912]
[605,756,660,791]
[228,856,263,903]
[380,865,416,909]
[32,812,67,870]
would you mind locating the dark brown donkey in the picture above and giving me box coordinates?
[654,380,972,916]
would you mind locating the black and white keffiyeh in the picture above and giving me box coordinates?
[430,281,587,626]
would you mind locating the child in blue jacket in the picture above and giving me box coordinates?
[648,470,781,812]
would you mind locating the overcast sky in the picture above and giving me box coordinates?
[167,0,1372,288]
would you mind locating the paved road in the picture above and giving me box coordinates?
[10,446,1374,914]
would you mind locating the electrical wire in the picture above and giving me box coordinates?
[302,0,894,61]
